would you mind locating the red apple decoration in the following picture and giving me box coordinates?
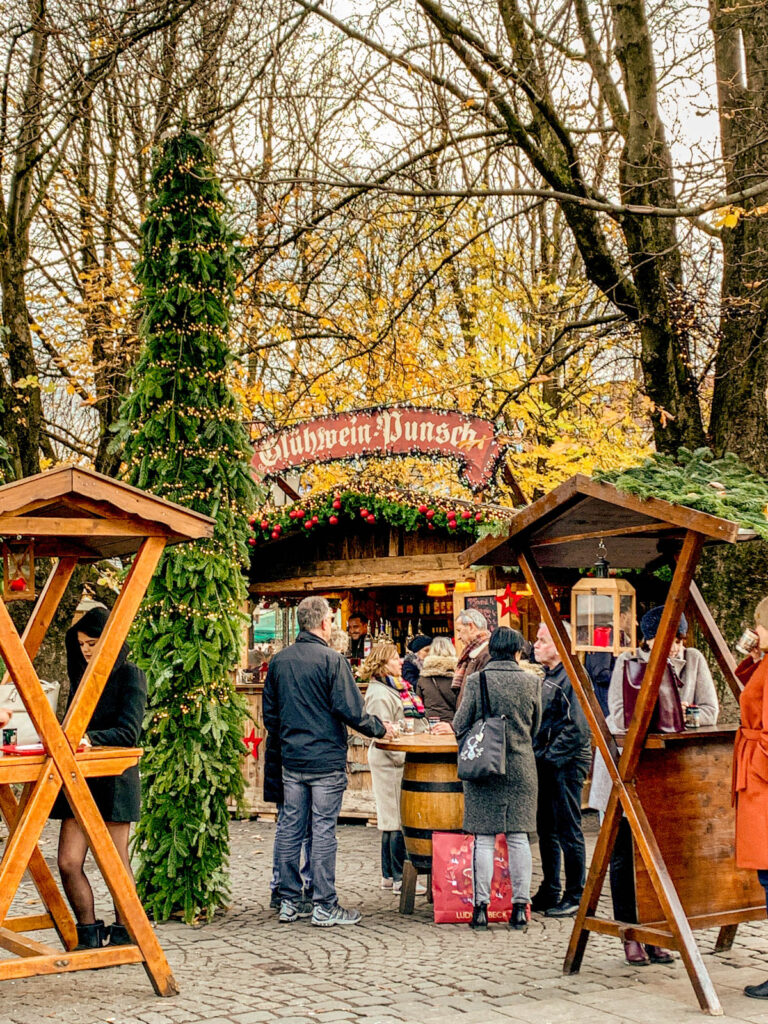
[426,509,435,519]
[447,520,457,529]
[311,516,318,525]
[461,510,472,519]
[304,521,313,529]
[418,504,428,514]
[475,512,483,522]
[247,537,256,546]
[270,530,280,540]
[360,508,369,518]
[366,514,376,524]
[332,499,342,510]
[273,524,281,533]
[329,515,339,525]
[260,519,269,529]
[295,509,305,519]
[447,510,456,520]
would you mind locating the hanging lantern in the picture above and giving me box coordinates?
[570,540,636,656]
[427,582,448,597]
[2,540,35,602]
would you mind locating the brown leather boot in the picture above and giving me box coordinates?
[624,940,650,965]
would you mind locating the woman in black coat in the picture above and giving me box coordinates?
[52,606,147,949]
[453,627,540,931]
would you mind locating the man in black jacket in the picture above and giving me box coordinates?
[531,621,592,918]
[263,596,394,928]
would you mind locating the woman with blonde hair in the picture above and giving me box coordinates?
[360,642,428,892]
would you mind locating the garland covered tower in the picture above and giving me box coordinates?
[118,131,259,922]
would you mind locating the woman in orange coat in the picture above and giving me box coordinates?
[734,597,768,1000]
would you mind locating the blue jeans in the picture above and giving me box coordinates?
[277,769,347,908]
[271,803,313,896]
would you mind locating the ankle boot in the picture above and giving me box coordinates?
[509,904,530,931]
[469,903,488,930]
[644,944,674,964]
[106,923,132,946]
[75,920,106,950]
[745,979,768,999]
[623,940,650,965]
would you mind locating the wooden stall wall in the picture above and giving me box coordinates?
[235,680,377,823]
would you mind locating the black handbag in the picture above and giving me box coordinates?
[457,671,507,780]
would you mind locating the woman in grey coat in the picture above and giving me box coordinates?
[453,627,541,931]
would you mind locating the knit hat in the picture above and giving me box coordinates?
[754,597,768,631]
[640,606,688,641]
[408,634,433,654]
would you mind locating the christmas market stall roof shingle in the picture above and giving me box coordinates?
[460,473,743,571]
[0,464,214,560]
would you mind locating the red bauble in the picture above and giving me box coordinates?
[304,521,313,530]
[427,523,435,531]
[270,530,280,539]
[461,510,472,519]
[418,504,428,514]
[366,514,376,524]
[295,509,305,519]
[447,520,457,529]
[360,508,369,517]
[475,512,483,522]
[329,515,339,525]
[248,516,256,526]
[274,524,281,533]
[426,509,435,519]
[288,509,297,519]
[247,537,256,546]
[332,499,342,510]
[447,510,456,520]
[260,519,269,529]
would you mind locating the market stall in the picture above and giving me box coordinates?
[461,472,758,1016]
[0,465,214,995]
[240,484,516,820]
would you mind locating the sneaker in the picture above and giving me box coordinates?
[278,899,312,923]
[545,897,581,918]
[311,903,362,927]
[392,880,426,895]
[380,877,394,889]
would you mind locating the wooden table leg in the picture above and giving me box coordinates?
[0,784,77,949]
[399,861,418,915]
[714,924,738,953]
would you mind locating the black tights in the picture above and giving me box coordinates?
[57,818,133,925]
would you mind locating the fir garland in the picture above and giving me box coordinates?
[595,448,768,539]
[250,485,514,545]
[114,131,260,923]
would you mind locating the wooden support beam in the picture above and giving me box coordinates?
[686,580,743,701]
[0,945,143,981]
[0,927,57,958]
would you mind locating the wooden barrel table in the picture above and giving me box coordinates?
[374,733,463,912]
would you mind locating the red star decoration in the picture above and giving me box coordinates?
[496,584,524,619]
[242,728,263,759]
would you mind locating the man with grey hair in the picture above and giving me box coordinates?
[531,620,591,919]
[452,608,491,704]
[263,595,395,928]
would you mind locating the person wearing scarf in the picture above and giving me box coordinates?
[452,610,491,706]
[361,642,428,893]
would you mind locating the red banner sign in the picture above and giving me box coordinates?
[250,407,502,491]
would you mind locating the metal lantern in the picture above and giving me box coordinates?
[2,539,35,602]
[570,541,636,656]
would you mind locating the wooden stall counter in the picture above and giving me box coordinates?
[375,733,462,914]
[624,724,765,931]
[237,678,378,822]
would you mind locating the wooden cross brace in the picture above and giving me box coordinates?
[518,532,728,1016]
[0,539,178,995]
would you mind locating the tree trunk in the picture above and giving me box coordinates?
[708,0,768,472]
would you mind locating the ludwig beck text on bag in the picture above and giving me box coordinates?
[622,657,685,734]
[457,671,507,780]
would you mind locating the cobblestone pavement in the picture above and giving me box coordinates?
[4,817,768,1024]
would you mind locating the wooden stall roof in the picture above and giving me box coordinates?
[0,465,215,561]
[460,474,742,570]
